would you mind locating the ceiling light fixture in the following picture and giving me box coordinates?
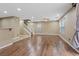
[4,11,7,14]
[17,8,22,11]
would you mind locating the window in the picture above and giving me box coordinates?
[59,18,65,33]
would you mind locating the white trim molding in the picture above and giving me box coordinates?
[0,35,30,49]
[58,34,79,53]
[34,33,59,35]
[0,43,13,49]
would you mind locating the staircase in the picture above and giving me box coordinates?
[20,20,33,38]
[23,23,33,36]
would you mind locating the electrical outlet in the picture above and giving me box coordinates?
[69,38,71,41]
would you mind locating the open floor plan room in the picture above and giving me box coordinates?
[0,3,79,56]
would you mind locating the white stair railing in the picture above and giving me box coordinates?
[23,23,33,37]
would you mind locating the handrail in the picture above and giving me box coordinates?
[23,23,33,36]
[23,27,31,35]
[23,23,32,33]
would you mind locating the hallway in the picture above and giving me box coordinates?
[0,35,78,56]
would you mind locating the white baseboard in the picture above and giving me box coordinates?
[0,35,30,49]
[0,34,79,53]
[34,33,59,35]
[0,43,13,49]
[58,34,79,53]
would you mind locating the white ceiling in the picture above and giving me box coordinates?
[0,3,72,20]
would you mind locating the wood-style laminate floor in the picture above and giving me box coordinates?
[0,35,79,56]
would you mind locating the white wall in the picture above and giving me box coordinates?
[0,17,20,42]
[59,7,76,43]
[33,22,59,35]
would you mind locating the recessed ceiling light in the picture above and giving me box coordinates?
[4,11,7,14]
[17,8,22,11]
